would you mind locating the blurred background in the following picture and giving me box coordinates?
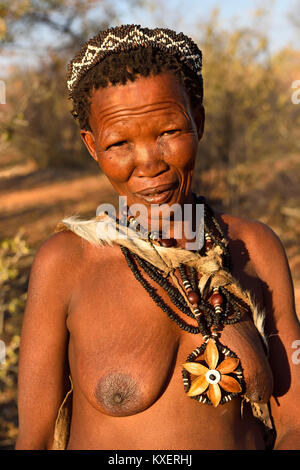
[0,0,299,449]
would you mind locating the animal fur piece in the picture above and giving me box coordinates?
[55,214,267,346]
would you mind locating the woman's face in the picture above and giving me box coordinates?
[81,72,205,220]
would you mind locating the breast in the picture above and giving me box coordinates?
[219,316,274,403]
[67,301,181,417]
[69,317,273,420]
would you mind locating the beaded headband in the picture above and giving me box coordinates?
[66,24,203,96]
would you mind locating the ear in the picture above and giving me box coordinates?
[80,129,99,162]
[193,104,205,141]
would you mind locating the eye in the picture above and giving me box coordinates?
[105,140,127,151]
[161,129,180,136]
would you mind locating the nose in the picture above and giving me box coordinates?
[133,143,169,178]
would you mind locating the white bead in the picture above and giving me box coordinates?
[205,369,221,385]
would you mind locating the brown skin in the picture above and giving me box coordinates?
[16,73,300,450]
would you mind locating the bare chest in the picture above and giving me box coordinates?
[67,245,273,417]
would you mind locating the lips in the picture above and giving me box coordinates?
[135,182,178,196]
[134,182,178,204]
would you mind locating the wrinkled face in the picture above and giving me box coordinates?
[81,72,205,221]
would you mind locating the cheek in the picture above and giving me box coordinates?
[162,134,197,172]
[98,152,135,183]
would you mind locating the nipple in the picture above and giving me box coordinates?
[94,372,142,416]
[112,392,124,404]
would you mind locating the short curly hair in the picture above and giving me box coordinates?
[67,25,204,131]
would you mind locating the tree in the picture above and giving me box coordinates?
[0,0,145,169]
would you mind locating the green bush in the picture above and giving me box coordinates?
[0,233,32,448]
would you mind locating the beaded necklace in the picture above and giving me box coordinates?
[119,195,246,407]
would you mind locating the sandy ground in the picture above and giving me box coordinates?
[0,168,118,246]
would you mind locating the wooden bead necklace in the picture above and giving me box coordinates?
[119,195,246,407]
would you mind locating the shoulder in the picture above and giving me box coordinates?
[218,211,288,273]
[31,224,117,283]
[215,211,296,318]
[32,229,84,271]
[28,229,87,299]
[217,210,276,241]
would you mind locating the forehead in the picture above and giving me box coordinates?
[89,72,192,124]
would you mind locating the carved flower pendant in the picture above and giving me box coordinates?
[182,338,244,407]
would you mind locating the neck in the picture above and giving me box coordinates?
[123,193,204,251]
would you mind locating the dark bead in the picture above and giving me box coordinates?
[205,240,214,250]
[160,238,177,247]
[187,291,200,305]
[210,293,223,307]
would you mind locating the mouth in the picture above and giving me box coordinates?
[134,182,178,204]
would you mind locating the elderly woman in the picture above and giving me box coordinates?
[16,25,300,450]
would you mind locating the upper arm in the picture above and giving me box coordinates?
[16,231,80,449]
[244,221,300,445]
